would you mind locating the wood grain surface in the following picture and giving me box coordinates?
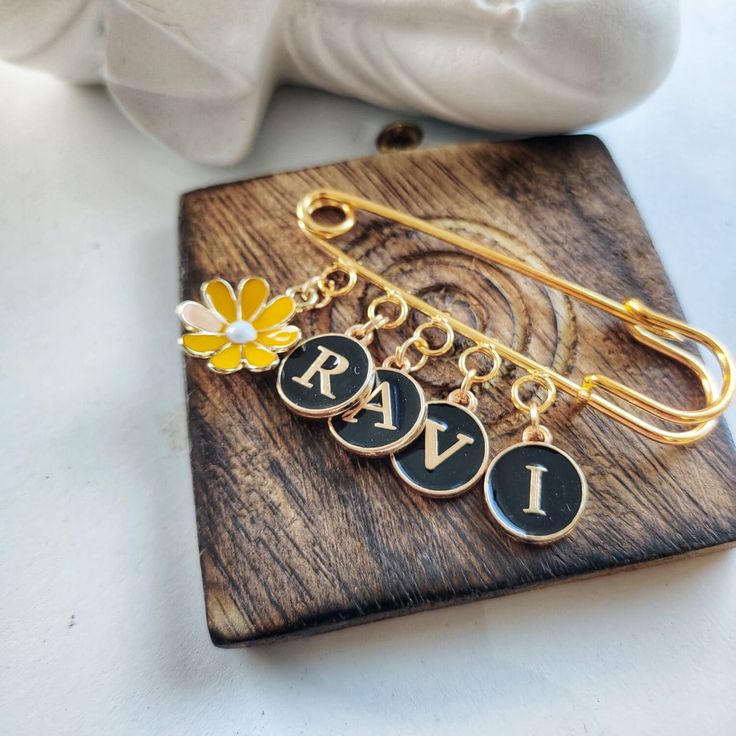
[179,136,736,646]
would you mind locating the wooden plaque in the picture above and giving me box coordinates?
[180,136,736,646]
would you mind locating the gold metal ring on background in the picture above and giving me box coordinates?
[413,318,454,357]
[458,368,479,396]
[297,194,357,239]
[367,293,409,330]
[345,323,376,347]
[317,263,357,298]
[286,275,319,297]
[289,288,319,311]
[286,275,324,312]
[345,315,388,343]
[522,425,553,443]
[458,344,502,384]
[448,388,479,413]
[382,352,417,371]
[369,314,390,331]
[395,336,430,373]
[511,373,557,415]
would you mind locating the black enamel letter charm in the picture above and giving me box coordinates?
[277,333,375,418]
[329,367,427,457]
[391,400,489,497]
[484,441,588,543]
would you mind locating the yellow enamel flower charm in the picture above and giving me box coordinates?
[177,277,301,374]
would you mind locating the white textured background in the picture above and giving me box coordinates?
[1,3,735,734]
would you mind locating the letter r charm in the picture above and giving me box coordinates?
[291,345,350,399]
[277,333,375,418]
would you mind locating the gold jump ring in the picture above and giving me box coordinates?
[367,293,409,330]
[458,344,502,384]
[511,373,557,415]
[317,263,357,298]
[395,336,430,373]
[413,318,454,357]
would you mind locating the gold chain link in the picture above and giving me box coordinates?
[286,263,357,313]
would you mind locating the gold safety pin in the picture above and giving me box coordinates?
[296,189,734,445]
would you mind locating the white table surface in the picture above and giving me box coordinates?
[2,4,735,735]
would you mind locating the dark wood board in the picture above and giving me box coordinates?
[179,136,736,646]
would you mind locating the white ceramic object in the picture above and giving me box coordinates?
[0,0,680,165]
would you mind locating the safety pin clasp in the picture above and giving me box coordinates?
[295,189,734,445]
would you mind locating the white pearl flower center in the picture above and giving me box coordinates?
[225,320,257,344]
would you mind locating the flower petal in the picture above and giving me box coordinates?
[201,279,237,324]
[207,343,243,373]
[238,277,269,321]
[257,325,301,352]
[243,342,278,371]
[180,332,229,356]
[176,301,225,332]
[252,295,296,331]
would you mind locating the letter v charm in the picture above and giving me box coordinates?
[391,400,490,498]
[423,418,474,470]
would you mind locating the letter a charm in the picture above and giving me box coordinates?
[277,333,375,418]
[391,400,489,498]
[329,367,427,457]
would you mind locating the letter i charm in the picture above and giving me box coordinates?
[391,345,501,498]
[484,374,589,543]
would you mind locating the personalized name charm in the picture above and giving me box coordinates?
[484,441,588,543]
[329,367,427,457]
[277,333,375,418]
[391,400,489,497]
